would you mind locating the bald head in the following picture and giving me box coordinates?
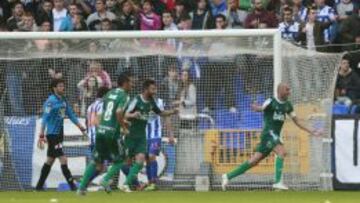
[277,83,291,101]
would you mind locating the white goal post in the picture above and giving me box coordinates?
[0,30,342,191]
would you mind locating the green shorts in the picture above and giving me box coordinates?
[124,135,147,158]
[92,132,125,163]
[255,131,283,156]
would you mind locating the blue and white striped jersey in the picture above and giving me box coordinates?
[279,21,300,41]
[86,98,103,146]
[316,5,336,43]
[146,98,165,140]
[296,6,308,23]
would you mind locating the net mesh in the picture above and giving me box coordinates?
[0,33,342,191]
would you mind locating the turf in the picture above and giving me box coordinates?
[0,191,359,203]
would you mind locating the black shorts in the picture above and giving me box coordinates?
[46,134,64,158]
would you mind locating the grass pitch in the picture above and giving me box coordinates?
[0,191,359,203]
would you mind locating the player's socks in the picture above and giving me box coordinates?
[36,163,52,190]
[125,162,144,185]
[146,163,152,182]
[151,160,158,182]
[274,156,284,184]
[61,164,77,191]
[79,162,97,190]
[102,161,123,185]
[227,160,251,180]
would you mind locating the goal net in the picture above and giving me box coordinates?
[0,30,342,191]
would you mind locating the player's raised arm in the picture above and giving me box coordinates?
[252,98,272,112]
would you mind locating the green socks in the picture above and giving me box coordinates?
[79,162,97,190]
[102,161,123,185]
[227,161,251,180]
[125,162,144,185]
[274,156,284,184]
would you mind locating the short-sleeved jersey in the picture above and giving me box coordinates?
[87,98,103,146]
[262,97,295,136]
[146,98,165,140]
[97,88,130,136]
[126,95,162,138]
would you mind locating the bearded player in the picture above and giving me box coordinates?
[221,83,322,191]
[121,79,178,192]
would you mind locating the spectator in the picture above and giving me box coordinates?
[71,0,92,18]
[7,2,25,31]
[77,61,112,114]
[214,13,227,29]
[87,0,116,31]
[174,0,187,24]
[60,3,87,31]
[115,0,139,30]
[209,0,227,17]
[0,1,11,21]
[227,0,248,29]
[161,65,180,105]
[52,0,69,31]
[339,7,360,51]
[279,7,300,41]
[139,0,161,30]
[336,0,354,22]
[292,0,308,23]
[173,70,197,128]
[163,10,178,30]
[189,0,214,30]
[151,0,167,15]
[298,6,332,51]
[244,0,278,28]
[18,12,38,31]
[106,0,121,17]
[177,13,192,30]
[315,0,337,43]
[100,18,112,31]
[35,0,53,27]
[162,0,176,11]
[335,58,360,106]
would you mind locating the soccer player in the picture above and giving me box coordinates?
[77,73,133,195]
[86,87,110,152]
[36,78,86,191]
[122,79,178,192]
[221,83,321,191]
[144,98,175,191]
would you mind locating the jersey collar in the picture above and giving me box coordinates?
[275,96,286,104]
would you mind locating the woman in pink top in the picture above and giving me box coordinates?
[139,0,161,30]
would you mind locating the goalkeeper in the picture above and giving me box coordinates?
[222,83,321,191]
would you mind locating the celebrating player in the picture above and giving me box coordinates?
[36,79,86,191]
[144,98,175,191]
[77,73,133,195]
[221,83,321,191]
[122,79,178,192]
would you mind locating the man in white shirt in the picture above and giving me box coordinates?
[52,0,68,32]
[279,7,300,41]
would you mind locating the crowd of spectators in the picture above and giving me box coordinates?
[1,0,360,117]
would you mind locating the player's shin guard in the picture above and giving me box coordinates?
[274,156,284,184]
[61,164,76,190]
[125,162,144,185]
[227,160,251,180]
[36,163,52,190]
[102,161,123,185]
[79,162,97,190]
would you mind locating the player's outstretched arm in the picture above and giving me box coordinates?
[160,109,179,117]
[251,103,264,112]
[292,116,322,137]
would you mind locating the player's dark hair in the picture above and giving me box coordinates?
[96,86,110,98]
[117,72,131,87]
[142,79,156,90]
[50,78,65,92]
